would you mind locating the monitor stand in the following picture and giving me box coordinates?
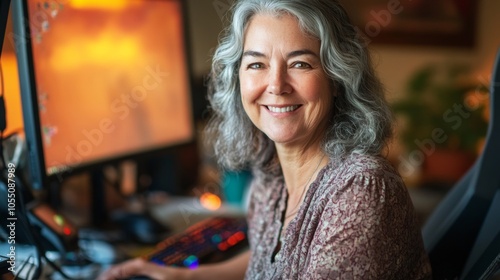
[89,167,170,244]
[90,169,107,227]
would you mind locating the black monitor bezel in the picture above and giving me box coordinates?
[12,0,198,190]
[0,0,11,56]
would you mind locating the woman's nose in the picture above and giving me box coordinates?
[267,66,292,95]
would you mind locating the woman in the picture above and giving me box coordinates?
[99,0,431,279]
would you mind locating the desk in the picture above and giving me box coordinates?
[0,243,103,280]
[149,196,245,234]
[1,199,246,279]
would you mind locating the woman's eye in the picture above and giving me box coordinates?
[292,62,311,69]
[248,63,264,69]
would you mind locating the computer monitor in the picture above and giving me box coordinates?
[0,1,11,57]
[12,0,195,191]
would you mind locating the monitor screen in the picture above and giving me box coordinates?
[13,0,194,189]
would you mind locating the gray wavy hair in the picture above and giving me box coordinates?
[206,0,393,172]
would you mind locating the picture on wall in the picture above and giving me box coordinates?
[339,0,478,47]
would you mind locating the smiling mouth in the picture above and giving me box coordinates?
[266,105,301,113]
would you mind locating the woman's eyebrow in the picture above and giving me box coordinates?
[242,50,266,58]
[286,49,318,59]
[241,49,318,59]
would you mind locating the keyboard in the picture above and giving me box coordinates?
[144,216,248,268]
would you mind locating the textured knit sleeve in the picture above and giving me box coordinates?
[303,170,431,279]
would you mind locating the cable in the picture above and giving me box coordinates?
[1,153,42,278]
[0,62,6,169]
[0,60,4,98]
[42,253,73,280]
[12,178,44,279]
[0,131,5,169]
[17,254,35,279]
[0,46,75,280]
[0,62,44,277]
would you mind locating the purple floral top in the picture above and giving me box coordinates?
[244,153,432,279]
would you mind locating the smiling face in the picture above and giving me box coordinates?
[239,13,333,150]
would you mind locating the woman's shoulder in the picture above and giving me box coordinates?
[305,153,431,279]
[313,153,407,207]
[327,152,400,182]
[313,153,413,222]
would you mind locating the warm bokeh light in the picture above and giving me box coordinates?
[200,193,222,211]
[53,214,65,226]
[69,0,140,10]
[63,226,72,236]
[0,54,23,136]
[465,87,490,121]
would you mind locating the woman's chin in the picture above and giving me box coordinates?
[265,133,299,145]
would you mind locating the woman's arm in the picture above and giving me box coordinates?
[97,250,250,280]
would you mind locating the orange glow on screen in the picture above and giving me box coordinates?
[0,54,23,136]
[26,0,193,173]
[68,0,140,10]
[51,35,141,71]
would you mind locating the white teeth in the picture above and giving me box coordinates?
[267,105,299,113]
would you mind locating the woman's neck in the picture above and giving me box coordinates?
[276,145,328,229]
[276,145,328,197]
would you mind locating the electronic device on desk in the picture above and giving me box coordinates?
[12,0,196,237]
[27,202,79,253]
[0,0,10,57]
[144,216,248,268]
[8,0,199,277]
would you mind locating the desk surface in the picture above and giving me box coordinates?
[1,198,246,279]
[149,196,245,234]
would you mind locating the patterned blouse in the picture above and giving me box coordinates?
[244,153,432,279]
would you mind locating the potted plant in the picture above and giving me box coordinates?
[392,63,489,187]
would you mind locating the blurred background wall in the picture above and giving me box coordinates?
[2,0,500,194]
[185,0,500,189]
